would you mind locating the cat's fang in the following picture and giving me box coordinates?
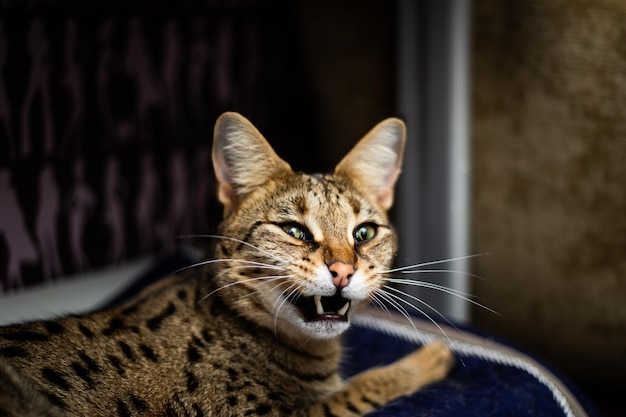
[337,302,350,316]
[290,293,351,322]
[314,295,324,315]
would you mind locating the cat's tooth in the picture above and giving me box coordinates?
[337,302,350,316]
[314,295,324,315]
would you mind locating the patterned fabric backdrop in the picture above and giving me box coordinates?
[0,1,319,293]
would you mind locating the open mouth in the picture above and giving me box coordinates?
[290,293,351,322]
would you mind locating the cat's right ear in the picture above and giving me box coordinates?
[212,112,292,214]
[335,118,406,211]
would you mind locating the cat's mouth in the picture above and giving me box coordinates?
[291,293,351,322]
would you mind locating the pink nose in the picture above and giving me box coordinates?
[328,262,355,290]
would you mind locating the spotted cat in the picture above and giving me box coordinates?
[0,112,453,416]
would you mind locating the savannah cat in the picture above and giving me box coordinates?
[0,112,453,416]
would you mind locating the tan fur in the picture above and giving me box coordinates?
[0,112,453,416]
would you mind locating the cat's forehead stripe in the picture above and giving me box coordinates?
[301,173,375,221]
[304,174,347,202]
[293,195,308,216]
[349,197,361,216]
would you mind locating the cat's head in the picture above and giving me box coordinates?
[211,112,405,340]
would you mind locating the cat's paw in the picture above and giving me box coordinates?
[395,341,455,391]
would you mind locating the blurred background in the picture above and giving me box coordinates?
[0,0,624,415]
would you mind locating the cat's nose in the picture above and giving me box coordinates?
[328,262,355,290]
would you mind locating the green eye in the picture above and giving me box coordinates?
[354,224,377,243]
[281,223,311,241]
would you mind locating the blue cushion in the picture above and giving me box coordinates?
[342,311,599,417]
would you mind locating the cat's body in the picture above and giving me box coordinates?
[0,113,453,416]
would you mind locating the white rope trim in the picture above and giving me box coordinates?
[353,313,580,417]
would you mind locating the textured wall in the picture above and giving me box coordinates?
[471,0,626,388]
[0,3,320,292]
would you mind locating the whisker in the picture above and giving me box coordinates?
[179,234,297,262]
[382,285,456,328]
[273,282,302,336]
[197,274,295,304]
[398,268,486,281]
[381,253,489,274]
[172,257,286,276]
[237,277,289,301]
[202,258,290,289]
[267,279,294,299]
[208,262,286,286]
[383,277,499,315]
[384,277,474,297]
[376,287,453,346]
[368,293,392,319]
[373,290,423,339]
[271,281,298,314]
[220,263,287,274]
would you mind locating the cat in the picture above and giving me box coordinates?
[0,112,453,417]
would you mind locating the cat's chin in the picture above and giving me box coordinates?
[295,319,352,340]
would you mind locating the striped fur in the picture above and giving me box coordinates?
[0,112,452,416]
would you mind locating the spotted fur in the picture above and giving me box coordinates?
[0,112,453,416]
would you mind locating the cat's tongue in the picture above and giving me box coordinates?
[292,293,351,322]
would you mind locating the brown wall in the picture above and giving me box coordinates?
[471,0,626,390]
[296,0,396,168]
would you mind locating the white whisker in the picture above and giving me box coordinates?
[373,290,422,338]
[273,282,302,336]
[179,234,297,263]
[398,268,486,281]
[382,285,455,327]
[197,274,294,304]
[271,281,298,314]
[384,277,474,297]
[221,263,287,274]
[381,253,489,274]
[368,293,392,319]
[172,257,286,276]
[383,277,499,315]
[376,287,453,346]
[237,276,290,301]
[266,279,294,299]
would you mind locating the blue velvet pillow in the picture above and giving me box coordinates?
[342,310,599,417]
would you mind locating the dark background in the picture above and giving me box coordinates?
[0,1,624,415]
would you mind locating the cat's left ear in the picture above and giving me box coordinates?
[335,118,406,211]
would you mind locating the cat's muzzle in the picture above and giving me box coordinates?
[291,292,351,322]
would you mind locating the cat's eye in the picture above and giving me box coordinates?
[354,224,377,243]
[281,223,312,242]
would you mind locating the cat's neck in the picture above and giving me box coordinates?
[201,273,342,360]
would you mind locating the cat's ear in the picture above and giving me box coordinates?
[335,118,406,211]
[212,112,292,213]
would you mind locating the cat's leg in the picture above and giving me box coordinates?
[308,341,454,417]
[0,360,66,417]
